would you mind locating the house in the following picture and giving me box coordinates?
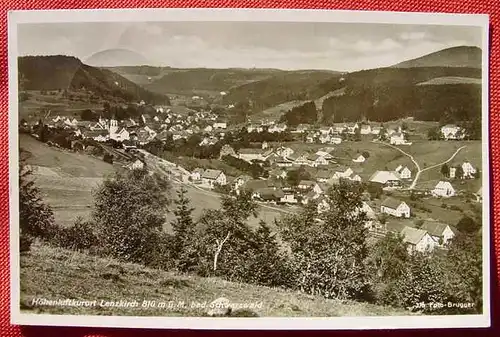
[255,188,285,203]
[110,127,130,142]
[330,134,342,144]
[191,168,204,181]
[275,158,293,167]
[290,152,311,166]
[371,126,382,135]
[354,201,377,228]
[332,167,354,180]
[319,126,333,135]
[280,192,298,204]
[305,133,316,143]
[395,166,412,179]
[431,181,456,197]
[420,221,457,246]
[233,175,252,190]
[238,148,265,162]
[352,154,366,163]
[213,121,227,129]
[127,159,145,170]
[268,123,287,133]
[390,132,410,145]
[316,148,334,160]
[308,154,328,167]
[449,167,457,179]
[360,125,372,135]
[316,196,331,214]
[462,161,477,178]
[247,124,264,133]
[270,168,288,180]
[318,133,331,144]
[275,146,294,158]
[369,170,401,187]
[298,180,317,190]
[441,124,463,140]
[201,169,227,189]
[350,174,362,182]
[295,124,310,133]
[316,170,333,182]
[380,197,410,218]
[400,226,437,254]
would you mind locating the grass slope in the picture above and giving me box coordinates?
[20,243,409,317]
[392,46,482,68]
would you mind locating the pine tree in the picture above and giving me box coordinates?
[171,187,195,259]
[441,163,450,178]
[19,162,56,248]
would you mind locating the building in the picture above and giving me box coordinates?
[233,175,252,190]
[213,121,227,129]
[308,154,328,167]
[255,188,285,203]
[332,167,354,180]
[330,135,342,144]
[190,168,204,181]
[268,123,287,133]
[441,124,463,140]
[238,148,265,162]
[247,124,264,133]
[298,180,317,190]
[360,125,372,135]
[201,169,227,189]
[420,221,457,246]
[280,192,298,204]
[352,154,366,163]
[475,187,483,202]
[275,146,294,158]
[431,181,456,197]
[369,170,401,187]
[390,132,411,145]
[395,166,412,179]
[401,226,437,254]
[127,159,145,170]
[380,197,410,218]
[462,161,477,178]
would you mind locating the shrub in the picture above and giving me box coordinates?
[54,218,98,252]
[103,153,114,164]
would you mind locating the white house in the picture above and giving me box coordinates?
[360,125,372,135]
[390,132,410,145]
[268,123,287,133]
[395,166,412,179]
[431,181,456,198]
[280,192,298,204]
[298,180,317,190]
[201,169,227,189]
[421,222,456,246]
[319,134,331,144]
[380,197,410,218]
[276,146,294,158]
[371,126,381,135]
[350,174,362,182]
[401,226,437,254]
[191,168,204,181]
[352,154,366,163]
[441,124,463,140]
[316,149,334,160]
[247,124,264,133]
[462,161,477,178]
[238,148,265,162]
[213,122,227,129]
[332,167,354,180]
[127,159,145,170]
[319,126,333,135]
[330,135,342,144]
[308,154,328,167]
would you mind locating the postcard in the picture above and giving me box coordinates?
[8,8,490,330]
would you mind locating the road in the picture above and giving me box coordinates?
[377,141,466,190]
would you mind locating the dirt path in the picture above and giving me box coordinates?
[376,141,466,189]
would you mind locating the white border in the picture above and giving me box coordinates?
[8,8,491,330]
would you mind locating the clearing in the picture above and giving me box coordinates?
[20,242,410,317]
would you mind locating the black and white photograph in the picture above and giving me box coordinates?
[9,8,490,330]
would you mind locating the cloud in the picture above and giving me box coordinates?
[348,38,402,54]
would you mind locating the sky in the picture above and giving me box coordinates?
[17,21,482,72]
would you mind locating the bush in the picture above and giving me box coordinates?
[20,232,33,253]
[54,218,98,252]
[103,153,114,164]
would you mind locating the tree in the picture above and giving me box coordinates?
[171,187,196,260]
[414,219,424,229]
[103,153,113,164]
[441,163,450,178]
[279,180,370,300]
[456,215,480,234]
[286,166,311,186]
[92,169,171,265]
[455,165,464,180]
[427,127,442,141]
[19,162,57,248]
[354,127,361,141]
[362,151,370,159]
[80,109,96,121]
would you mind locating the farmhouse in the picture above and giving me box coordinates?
[275,146,294,158]
[380,197,410,218]
[441,124,463,140]
[280,192,298,204]
[329,134,342,144]
[213,121,227,129]
[462,161,477,178]
[369,170,401,187]
[390,132,411,145]
[83,130,108,142]
[255,187,285,202]
[431,181,456,197]
[332,166,354,180]
[371,126,381,135]
[360,125,372,135]
[400,226,437,254]
[295,124,310,133]
[190,168,204,181]
[307,154,329,167]
[316,170,333,182]
[233,175,252,190]
[201,169,227,189]
[247,124,264,133]
[352,154,366,163]
[268,123,287,133]
[395,165,412,179]
[420,221,457,246]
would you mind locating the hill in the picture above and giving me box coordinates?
[85,48,151,67]
[18,55,170,105]
[321,66,482,123]
[392,46,482,68]
[20,242,409,317]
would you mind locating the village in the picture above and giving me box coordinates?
[21,99,482,256]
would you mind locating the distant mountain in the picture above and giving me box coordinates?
[392,46,482,69]
[85,48,150,67]
[18,55,169,105]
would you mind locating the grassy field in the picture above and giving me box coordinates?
[416,76,482,86]
[20,243,410,317]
